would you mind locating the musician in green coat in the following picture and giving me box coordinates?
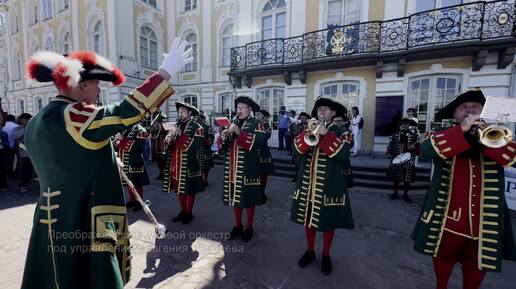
[20,38,193,289]
[196,113,214,187]
[411,89,516,289]
[255,109,274,196]
[221,96,266,243]
[292,98,354,275]
[386,117,420,202]
[117,123,150,211]
[163,102,205,225]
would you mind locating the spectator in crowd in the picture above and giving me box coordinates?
[2,114,18,177]
[350,106,363,157]
[286,110,296,155]
[278,106,289,150]
[0,122,7,191]
[13,113,33,192]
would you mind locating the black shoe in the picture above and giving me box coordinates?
[125,201,136,208]
[403,194,412,203]
[181,213,194,224]
[155,174,163,180]
[321,255,332,275]
[241,229,254,242]
[172,212,185,223]
[389,193,399,200]
[298,251,315,268]
[229,226,243,240]
[133,203,143,212]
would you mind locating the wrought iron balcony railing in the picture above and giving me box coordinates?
[230,0,516,72]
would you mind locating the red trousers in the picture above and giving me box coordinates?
[433,231,486,289]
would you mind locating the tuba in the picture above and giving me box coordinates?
[303,116,326,146]
[479,123,513,148]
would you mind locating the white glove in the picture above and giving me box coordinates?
[160,37,194,76]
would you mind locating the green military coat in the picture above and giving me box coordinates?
[291,124,354,232]
[259,121,274,175]
[412,126,516,272]
[119,124,150,187]
[199,124,214,171]
[222,116,267,208]
[21,73,174,289]
[162,120,205,195]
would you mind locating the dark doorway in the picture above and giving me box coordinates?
[375,95,403,136]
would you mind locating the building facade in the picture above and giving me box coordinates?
[0,0,171,117]
[1,0,515,154]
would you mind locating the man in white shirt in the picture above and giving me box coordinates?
[2,114,18,177]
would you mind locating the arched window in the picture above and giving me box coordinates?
[13,50,21,80]
[34,97,44,113]
[220,23,235,67]
[17,99,25,115]
[407,74,461,131]
[44,36,54,51]
[92,21,104,55]
[58,0,70,11]
[184,33,198,72]
[256,87,285,129]
[140,26,158,69]
[43,0,53,19]
[182,95,198,108]
[62,32,70,53]
[32,6,38,24]
[219,92,233,116]
[260,0,286,40]
[320,81,359,112]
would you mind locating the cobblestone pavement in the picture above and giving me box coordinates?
[1,164,516,289]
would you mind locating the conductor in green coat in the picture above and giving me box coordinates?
[20,38,193,289]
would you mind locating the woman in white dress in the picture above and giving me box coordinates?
[350,106,362,156]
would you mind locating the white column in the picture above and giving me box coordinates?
[201,0,212,83]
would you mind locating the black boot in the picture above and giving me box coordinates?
[389,192,399,200]
[229,226,243,240]
[172,212,185,223]
[298,251,315,268]
[403,194,412,203]
[321,255,332,275]
[241,229,254,242]
[181,213,194,225]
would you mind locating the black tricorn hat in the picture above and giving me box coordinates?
[398,117,418,127]
[175,101,200,116]
[434,89,486,120]
[298,112,311,119]
[333,102,347,118]
[311,97,338,117]
[259,109,271,117]
[234,96,260,112]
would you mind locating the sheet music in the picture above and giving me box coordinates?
[480,96,516,122]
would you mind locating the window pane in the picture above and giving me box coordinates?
[149,40,158,69]
[416,0,435,12]
[262,15,273,40]
[346,0,361,24]
[276,12,286,38]
[328,0,343,26]
[140,36,148,66]
[440,0,462,8]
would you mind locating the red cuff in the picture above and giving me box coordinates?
[236,130,254,151]
[294,131,311,154]
[175,133,192,150]
[430,126,471,159]
[318,131,344,157]
[484,141,516,167]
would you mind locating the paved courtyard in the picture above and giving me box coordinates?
[1,164,516,289]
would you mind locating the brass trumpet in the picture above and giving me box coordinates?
[304,116,326,146]
[479,123,513,148]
